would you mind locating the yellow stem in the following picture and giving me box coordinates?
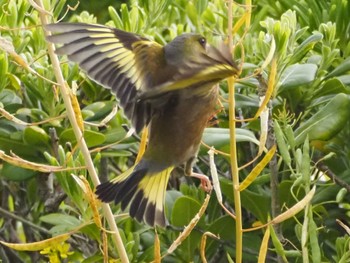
[228,1,242,262]
[33,1,129,262]
[228,78,242,262]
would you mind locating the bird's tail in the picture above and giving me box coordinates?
[95,162,174,227]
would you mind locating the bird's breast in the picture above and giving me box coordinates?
[144,85,218,169]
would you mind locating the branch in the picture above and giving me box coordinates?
[316,162,350,192]
[0,207,51,235]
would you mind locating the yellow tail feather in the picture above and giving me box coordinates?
[135,168,173,225]
[96,164,174,227]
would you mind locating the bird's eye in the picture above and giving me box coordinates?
[198,37,206,48]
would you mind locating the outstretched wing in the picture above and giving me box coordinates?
[46,23,164,132]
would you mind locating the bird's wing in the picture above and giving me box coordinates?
[138,46,238,100]
[46,23,164,132]
[140,63,235,99]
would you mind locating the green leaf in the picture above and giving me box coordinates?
[241,189,270,223]
[206,215,235,254]
[100,149,133,157]
[202,128,260,152]
[23,126,50,147]
[338,75,350,85]
[120,3,131,31]
[7,73,21,90]
[196,0,208,14]
[81,255,104,263]
[1,163,37,181]
[40,213,81,227]
[0,89,22,107]
[0,53,9,91]
[0,123,46,160]
[171,195,205,227]
[40,213,81,234]
[59,129,106,147]
[314,77,350,98]
[53,0,67,18]
[289,33,323,65]
[201,7,216,26]
[327,57,350,78]
[294,93,350,145]
[103,127,129,144]
[108,6,124,29]
[171,196,205,261]
[279,64,318,92]
[165,190,183,223]
[80,224,101,241]
[220,178,270,222]
[186,2,199,27]
[83,101,116,121]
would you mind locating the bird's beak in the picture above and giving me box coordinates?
[206,44,238,75]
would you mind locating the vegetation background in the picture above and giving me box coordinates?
[0,0,350,262]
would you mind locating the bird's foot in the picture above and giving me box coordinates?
[190,172,212,192]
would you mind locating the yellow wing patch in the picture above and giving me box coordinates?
[46,22,164,132]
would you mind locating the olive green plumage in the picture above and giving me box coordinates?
[46,22,238,227]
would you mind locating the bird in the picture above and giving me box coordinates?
[46,22,239,227]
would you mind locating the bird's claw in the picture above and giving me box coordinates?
[190,172,212,192]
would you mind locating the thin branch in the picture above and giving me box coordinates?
[316,162,350,192]
[0,207,51,235]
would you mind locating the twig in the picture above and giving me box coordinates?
[0,150,86,173]
[0,207,51,235]
[316,162,350,193]
[0,107,65,127]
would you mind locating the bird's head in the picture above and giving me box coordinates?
[164,33,209,65]
[164,33,237,75]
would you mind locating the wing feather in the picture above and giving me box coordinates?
[46,22,164,132]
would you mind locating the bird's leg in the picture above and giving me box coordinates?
[190,172,212,192]
[185,157,212,192]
